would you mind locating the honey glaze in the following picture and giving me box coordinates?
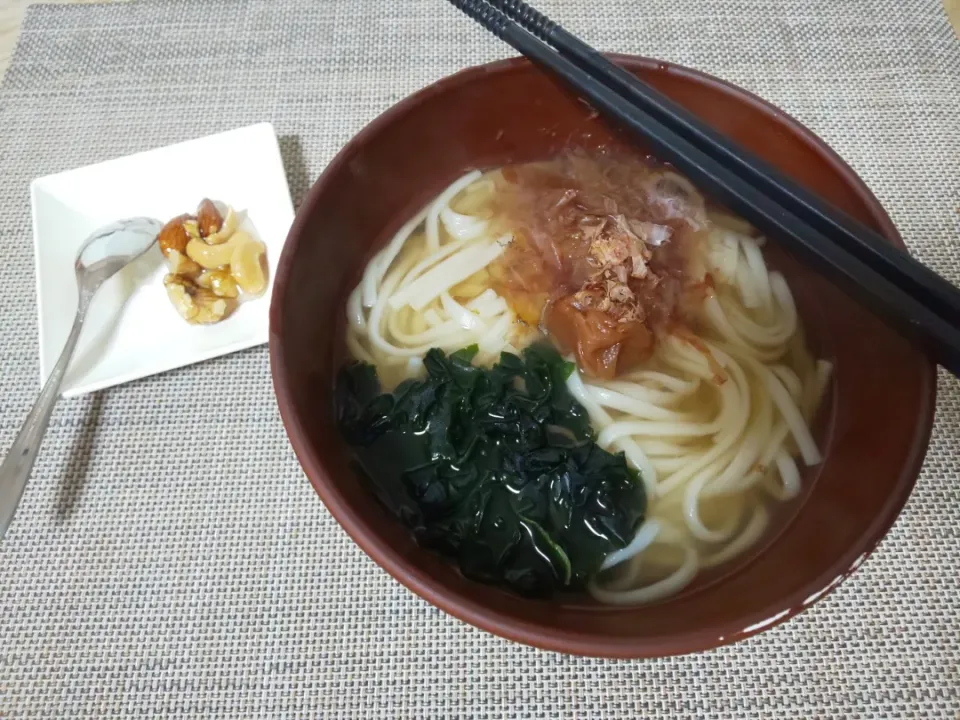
[484,150,712,379]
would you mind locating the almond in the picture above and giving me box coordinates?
[157,214,193,257]
[197,198,224,238]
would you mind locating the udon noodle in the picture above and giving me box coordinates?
[344,152,831,605]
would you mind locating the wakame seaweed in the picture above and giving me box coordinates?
[334,344,646,597]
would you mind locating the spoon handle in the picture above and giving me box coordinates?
[0,308,86,538]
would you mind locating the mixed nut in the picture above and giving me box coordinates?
[157,199,268,324]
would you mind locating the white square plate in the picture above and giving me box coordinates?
[31,123,295,398]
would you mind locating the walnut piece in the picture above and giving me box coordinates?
[160,201,267,325]
[196,268,240,299]
[165,249,202,277]
[164,275,233,324]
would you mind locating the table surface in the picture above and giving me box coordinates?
[0,0,958,717]
[1,0,959,82]
[1,0,119,81]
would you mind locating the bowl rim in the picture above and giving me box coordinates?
[269,55,937,658]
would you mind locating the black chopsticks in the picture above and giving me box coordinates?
[446,0,960,376]
[484,0,960,327]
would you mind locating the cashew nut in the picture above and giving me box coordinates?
[230,237,268,295]
[185,230,252,269]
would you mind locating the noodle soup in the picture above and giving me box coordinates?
[335,149,831,604]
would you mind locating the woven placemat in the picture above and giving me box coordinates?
[1,0,958,717]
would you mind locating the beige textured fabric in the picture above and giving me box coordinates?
[0,0,958,716]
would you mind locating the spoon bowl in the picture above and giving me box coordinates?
[0,217,162,538]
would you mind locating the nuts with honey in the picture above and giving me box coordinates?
[159,199,268,325]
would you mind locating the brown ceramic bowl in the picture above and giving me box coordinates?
[269,56,935,658]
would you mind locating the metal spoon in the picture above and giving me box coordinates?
[0,217,163,538]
